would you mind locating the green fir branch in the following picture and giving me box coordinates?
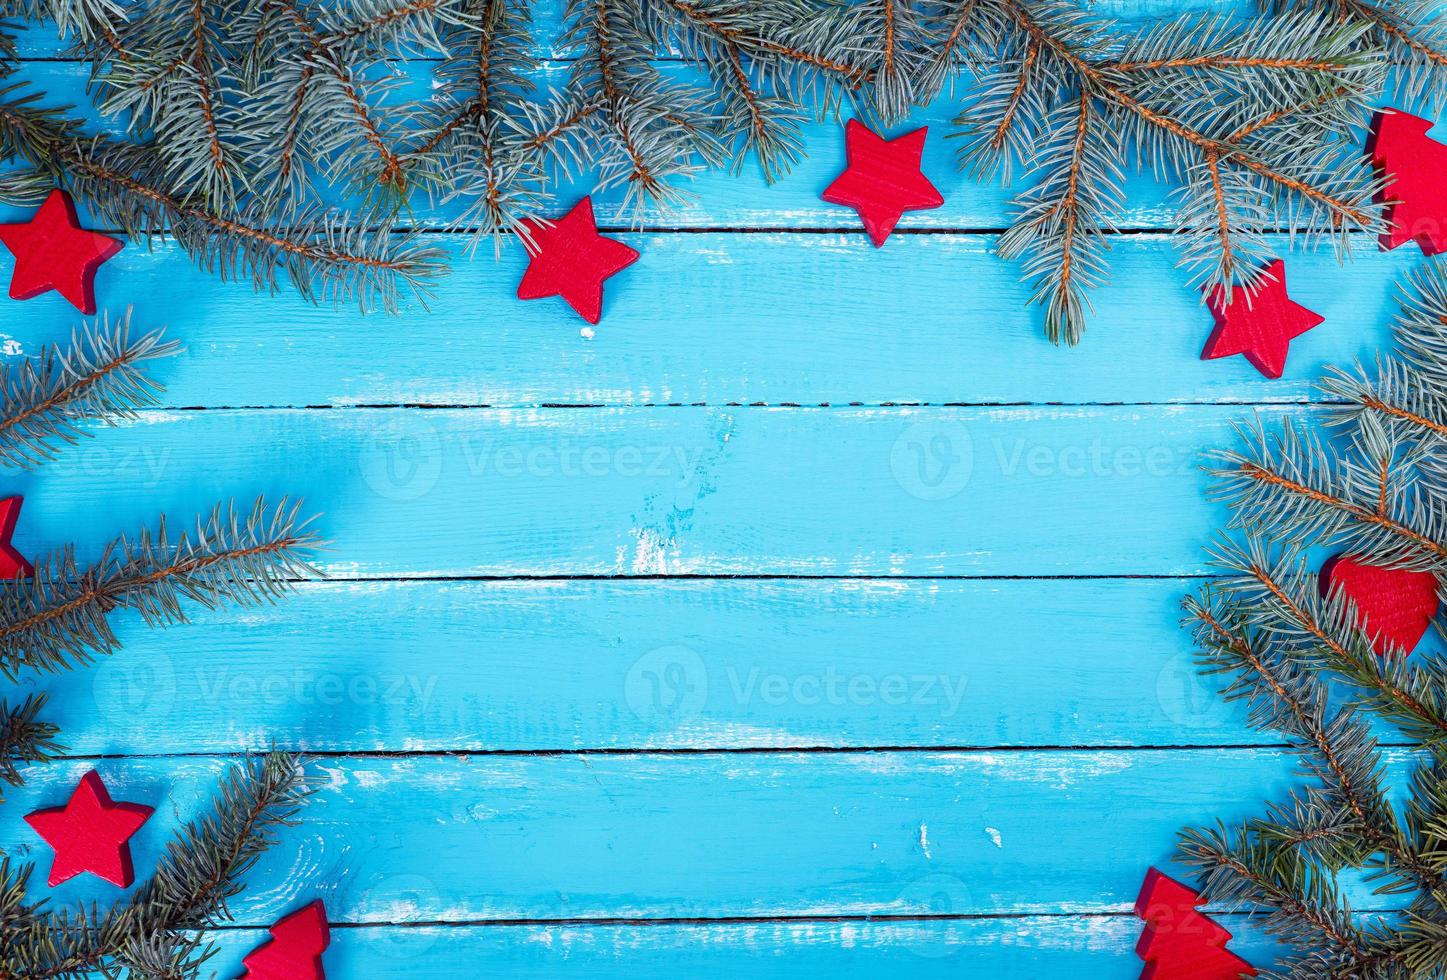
[0,314,179,471]
[1177,262,1447,977]
[0,82,445,311]
[0,694,61,795]
[0,497,321,680]
[2,751,311,978]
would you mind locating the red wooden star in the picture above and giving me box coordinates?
[1201,259,1323,379]
[0,496,33,580]
[24,770,154,887]
[822,119,944,246]
[517,197,639,324]
[1367,108,1447,254]
[241,900,330,980]
[0,189,122,314]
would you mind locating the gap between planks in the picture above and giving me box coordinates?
[54,743,1413,760]
[117,400,1349,412]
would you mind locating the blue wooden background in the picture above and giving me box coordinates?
[0,3,1425,974]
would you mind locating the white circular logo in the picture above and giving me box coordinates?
[624,645,708,728]
[359,417,443,501]
[890,421,973,500]
[92,652,177,727]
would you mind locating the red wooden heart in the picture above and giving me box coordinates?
[1319,555,1440,656]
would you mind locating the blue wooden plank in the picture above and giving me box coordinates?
[7,404,1262,577]
[17,578,1259,753]
[192,916,1283,979]
[0,232,1406,409]
[0,752,1400,921]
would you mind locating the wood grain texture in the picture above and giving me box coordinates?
[187,916,1284,979]
[0,232,1402,409]
[0,752,1392,922]
[10,404,1261,577]
[27,578,1261,754]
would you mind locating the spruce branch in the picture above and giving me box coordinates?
[2,751,311,978]
[406,0,552,241]
[1211,419,1447,565]
[238,0,453,216]
[1188,593,1445,900]
[0,497,320,681]
[1281,0,1447,110]
[0,694,61,794]
[542,0,723,217]
[87,0,250,209]
[996,91,1122,344]
[960,0,1383,343]
[1177,262,1447,976]
[0,84,444,311]
[0,314,180,471]
[641,0,816,182]
[1177,822,1386,977]
[1208,540,1447,744]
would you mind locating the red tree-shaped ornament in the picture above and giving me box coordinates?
[1320,554,1440,656]
[240,900,330,980]
[1367,108,1447,255]
[0,189,122,314]
[1135,868,1255,980]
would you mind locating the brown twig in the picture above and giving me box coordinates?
[1057,93,1091,294]
[1112,54,1351,72]
[267,0,408,191]
[0,538,300,651]
[1204,150,1236,283]
[0,352,132,438]
[990,43,1038,152]
[188,0,228,181]
[1358,394,1447,439]
[662,0,871,87]
[1238,461,1447,558]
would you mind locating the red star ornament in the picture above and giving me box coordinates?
[1367,108,1447,254]
[0,189,122,314]
[1201,259,1323,379]
[0,496,32,579]
[24,770,154,887]
[822,119,943,246]
[516,197,639,324]
[240,900,330,980]
[1321,554,1441,656]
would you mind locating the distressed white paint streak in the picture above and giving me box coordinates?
[918,822,932,859]
[629,526,672,574]
[985,826,1003,848]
